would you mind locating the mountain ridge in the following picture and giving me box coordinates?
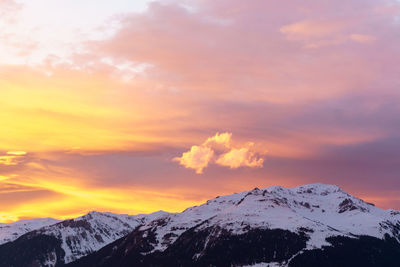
[0,217,60,245]
[68,183,400,267]
[1,183,399,267]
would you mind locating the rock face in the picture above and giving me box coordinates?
[1,183,400,267]
[69,183,400,267]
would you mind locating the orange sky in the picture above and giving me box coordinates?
[1,0,400,222]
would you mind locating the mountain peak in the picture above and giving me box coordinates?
[1,183,400,267]
[65,183,400,267]
[123,183,399,258]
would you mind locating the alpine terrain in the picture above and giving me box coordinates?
[0,183,399,267]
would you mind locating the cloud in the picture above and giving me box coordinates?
[0,151,27,166]
[173,145,214,174]
[279,19,348,48]
[280,19,345,39]
[0,0,21,16]
[349,34,377,43]
[84,0,400,106]
[216,144,264,169]
[1,0,400,219]
[7,151,27,156]
[174,133,265,174]
[280,20,378,48]
[204,132,232,148]
[0,0,30,61]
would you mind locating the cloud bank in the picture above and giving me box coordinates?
[174,133,265,174]
[1,0,400,220]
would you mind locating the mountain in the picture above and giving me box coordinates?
[0,211,166,266]
[0,217,60,244]
[1,183,399,267]
[68,183,400,267]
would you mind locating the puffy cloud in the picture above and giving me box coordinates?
[173,145,214,174]
[174,133,265,174]
[216,144,264,169]
[203,132,232,149]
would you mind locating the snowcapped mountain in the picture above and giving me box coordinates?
[128,183,400,251]
[1,183,400,267]
[69,183,400,267]
[0,217,60,244]
[0,210,167,266]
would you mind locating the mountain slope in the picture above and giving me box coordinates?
[0,217,60,244]
[69,183,400,267]
[0,211,166,266]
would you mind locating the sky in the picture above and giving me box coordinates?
[0,0,400,222]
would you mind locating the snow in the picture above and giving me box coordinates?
[34,211,166,263]
[0,211,167,264]
[0,217,59,244]
[137,183,400,255]
[1,183,399,266]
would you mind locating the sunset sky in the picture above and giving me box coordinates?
[1,0,400,222]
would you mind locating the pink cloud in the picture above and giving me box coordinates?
[85,0,400,104]
[1,0,400,218]
[349,34,377,43]
[280,19,345,39]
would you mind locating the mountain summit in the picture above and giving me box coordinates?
[1,183,400,267]
[69,183,400,267]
